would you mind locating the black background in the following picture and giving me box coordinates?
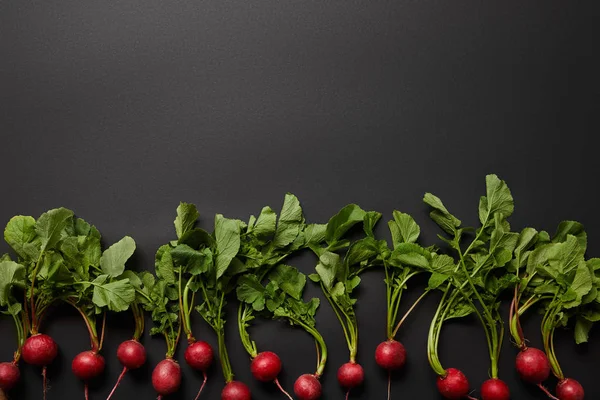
[1,1,599,399]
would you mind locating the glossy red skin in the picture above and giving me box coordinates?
[337,362,364,388]
[21,334,58,366]
[436,368,470,400]
[515,348,550,384]
[251,351,282,382]
[0,362,20,390]
[117,340,146,370]
[556,378,585,400]
[294,374,322,400]
[184,341,214,371]
[481,378,510,400]
[221,380,251,400]
[375,340,406,370]
[152,358,181,396]
[72,351,105,381]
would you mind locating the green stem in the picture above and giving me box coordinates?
[132,303,145,341]
[391,289,429,338]
[456,245,499,378]
[216,293,234,383]
[542,301,564,380]
[427,283,450,376]
[182,276,195,343]
[321,283,352,356]
[10,305,25,363]
[294,318,328,377]
[237,303,258,358]
[68,301,99,352]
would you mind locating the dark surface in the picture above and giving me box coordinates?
[1,1,599,399]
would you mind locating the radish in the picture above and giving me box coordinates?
[337,362,364,389]
[294,374,322,400]
[4,209,74,399]
[436,368,470,400]
[184,340,214,400]
[250,351,281,382]
[0,363,19,391]
[106,273,153,400]
[234,196,318,400]
[425,176,518,399]
[152,358,182,397]
[509,221,592,399]
[221,381,251,400]
[237,266,328,400]
[21,334,58,366]
[378,211,433,399]
[308,204,380,398]
[72,350,105,381]
[515,347,550,384]
[480,378,510,400]
[0,260,29,394]
[556,378,584,400]
[168,208,251,400]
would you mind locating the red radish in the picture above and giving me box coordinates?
[0,362,20,391]
[556,378,584,400]
[436,368,470,400]
[72,351,105,381]
[106,339,147,400]
[152,358,182,396]
[337,362,364,388]
[294,374,322,400]
[184,340,214,400]
[117,340,146,369]
[21,334,58,366]
[221,381,251,400]
[481,378,510,400]
[515,347,550,384]
[185,341,214,371]
[375,340,406,370]
[250,351,281,382]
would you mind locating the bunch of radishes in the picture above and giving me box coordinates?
[0,181,598,400]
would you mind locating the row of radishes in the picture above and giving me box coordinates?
[0,175,594,400]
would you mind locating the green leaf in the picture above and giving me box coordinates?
[100,236,136,277]
[444,299,473,320]
[171,244,211,275]
[4,216,39,260]
[92,276,135,311]
[363,211,382,238]
[268,264,306,300]
[236,275,266,311]
[0,261,26,306]
[346,238,379,267]
[513,227,538,268]
[7,303,22,316]
[423,193,461,235]
[214,215,241,279]
[478,174,514,225]
[428,272,448,289]
[392,211,420,244]
[325,204,367,245]
[253,206,277,238]
[315,251,340,290]
[390,243,430,269]
[574,317,593,344]
[174,202,199,239]
[155,245,176,284]
[304,224,326,246]
[553,221,586,249]
[35,208,74,252]
[273,194,304,248]
[430,254,456,275]
[563,262,593,309]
